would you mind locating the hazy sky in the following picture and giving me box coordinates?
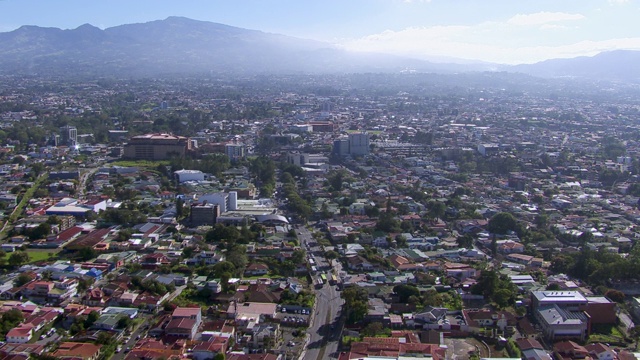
[1,0,639,64]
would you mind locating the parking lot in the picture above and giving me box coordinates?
[275,306,311,327]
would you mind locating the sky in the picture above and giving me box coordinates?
[0,0,639,64]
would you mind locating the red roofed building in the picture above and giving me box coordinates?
[141,253,171,270]
[339,336,446,360]
[191,336,228,360]
[6,325,34,344]
[51,342,102,360]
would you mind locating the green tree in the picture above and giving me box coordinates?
[456,234,474,248]
[362,322,384,337]
[488,212,518,234]
[8,251,29,267]
[341,286,369,324]
[493,289,513,309]
[14,273,32,287]
[85,310,100,328]
[393,284,420,303]
[176,197,185,218]
[77,247,97,261]
[427,201,446,221]
[117,315,133,329]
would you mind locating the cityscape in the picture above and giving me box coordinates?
[0,4,640,360]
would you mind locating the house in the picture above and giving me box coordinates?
[226,354,281,360]
[251,324,280,348]
[516,338,551,360]
[463,309,516,331]
[191,336,228,360]
[140,253,171,270]
[0,343,46,359]
[496,240,525,254]
[92,314,120,331]
[414,307,447,325]
[186,251,225,266]
[444,263,476,281]
[51,342,102,360]
[340,336,446,360]
[245,263,269,277]
[165,317,199,339]
[83,288,107,307]
[553,341,590,360]
[6,325,33,344]
[585,343,617,360]
[345,255,374,272]
[169,307,202,338]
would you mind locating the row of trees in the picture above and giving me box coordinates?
[249,156,276,196]
[551,245,640,286]
[280,164,312,221]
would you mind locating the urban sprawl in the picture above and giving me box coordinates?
[0,73,638,360]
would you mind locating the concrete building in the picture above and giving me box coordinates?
[349,132,370,156]
[535,304,590,341]
[190,203,220,226]
[225,143,246,161]
[531,291,588,311]
[174,169,205,183]
[60,125,78,147]
[123,133,192,160]
[333,138,350,157]
[477,143,500,156]
[198,192,238,213]
[287,152,310,167]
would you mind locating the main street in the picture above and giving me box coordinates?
[297,226,344,360]
[306,282,343,360]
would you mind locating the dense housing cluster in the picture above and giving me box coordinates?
[0,73,639,360]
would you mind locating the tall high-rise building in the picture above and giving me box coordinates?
[332,138,350,157]
[349,132,370,156]
[60,125,77,147]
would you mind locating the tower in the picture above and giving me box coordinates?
[60,125,77,147]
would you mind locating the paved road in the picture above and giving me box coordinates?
[111,314,152,360]
[305,282,343,360]
[297,226,344,360]
[78,167,98,199]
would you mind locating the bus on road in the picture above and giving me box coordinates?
[329,273,337,285]
[320,273,327,284]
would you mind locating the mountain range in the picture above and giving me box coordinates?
[0,16,638,81]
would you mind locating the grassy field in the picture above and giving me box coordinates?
[26,249,58,263]
[589,323,627,345]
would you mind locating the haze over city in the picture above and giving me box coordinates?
[1,0,639,64]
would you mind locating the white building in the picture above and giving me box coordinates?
[198,192,237,213]
[174,169,205,183]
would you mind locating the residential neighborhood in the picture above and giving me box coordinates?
[0,72,639,360]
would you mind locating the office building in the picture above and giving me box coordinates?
[122,133,192,160]
[60,125,77,147]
